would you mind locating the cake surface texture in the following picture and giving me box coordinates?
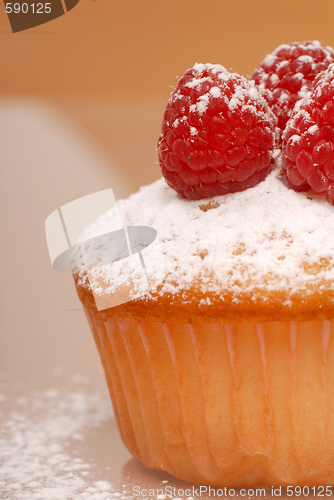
[73,168,334,322]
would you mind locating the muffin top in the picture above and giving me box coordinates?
[73,168,334,322]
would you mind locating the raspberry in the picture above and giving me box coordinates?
[282,63,334,202]
[158,63,277,200]
[251,41,334,140]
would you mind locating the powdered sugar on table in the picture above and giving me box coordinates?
[0,387,118,500]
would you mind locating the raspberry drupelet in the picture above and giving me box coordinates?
[251,41,334,140]
[282,63,334,203]
[158,63,278,200]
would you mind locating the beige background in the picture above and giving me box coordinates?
[1,0,334,386]
[1,1,334,494]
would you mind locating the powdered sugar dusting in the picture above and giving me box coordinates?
[73,168,334,302]
[184,76,210,89]
[196,93,209,114]
[0,387,122,500]
[251,41,334,135]
[180,63,270,117]
[209,86,221,98]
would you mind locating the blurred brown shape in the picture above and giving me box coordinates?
[4,0,64,33]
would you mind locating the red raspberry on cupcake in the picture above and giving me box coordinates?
[251,41,334,140]
[158,63,278,200]
[282,63,334,202]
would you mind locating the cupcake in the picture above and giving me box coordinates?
[72,64,334,487]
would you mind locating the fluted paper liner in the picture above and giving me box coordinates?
[84,307,334,487]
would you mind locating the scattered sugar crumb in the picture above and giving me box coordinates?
[0,394,7,403]
[308,124,318,134]
[54,366,64,377]
[72,374,91,385]
[209,86,221,97]
[15,396,27,405]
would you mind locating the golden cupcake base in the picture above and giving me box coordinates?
[84,306,334,487]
